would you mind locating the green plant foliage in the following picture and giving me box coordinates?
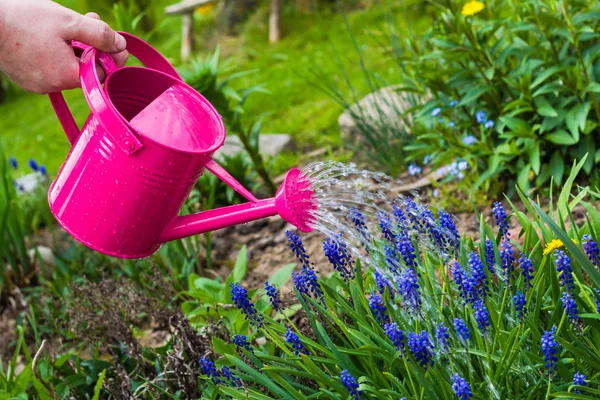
[398,0,600,193]
[184,165,600,399]
[181,48,276,193]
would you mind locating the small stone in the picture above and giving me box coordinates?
[338,86,429,144]
[14,173,48,194]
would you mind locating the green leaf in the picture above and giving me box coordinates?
[558,155,587,221]
[92,369,107,400]
[530,143,541,174]
[549,151,565,185]
[531,66,565,88]
[212,337,235,355]
[268,263,296,287]
[545,130,578,145]
[231,246,247,283]
[586,82,600,93]
[566,107,580,139]
[534,97,558,117]
[577,101,591,131]
[458,86,488,106]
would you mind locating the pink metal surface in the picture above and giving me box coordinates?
[47,33,316,258]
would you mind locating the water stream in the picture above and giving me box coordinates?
[296,161,460,273]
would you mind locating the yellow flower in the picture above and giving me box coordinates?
[543,238,579,255]
[195,2,216,16]
[462,1,485,16]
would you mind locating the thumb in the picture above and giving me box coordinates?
[65,13,127,53]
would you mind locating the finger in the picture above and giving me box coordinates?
[65,13,127,53]
[111,50,129,68]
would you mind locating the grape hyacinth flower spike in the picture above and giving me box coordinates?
[573,371,586,394]
[541,326,559,377]
[284,328,308,355]
[221,366,242,387]
[554,250,575,291]
[232,334,251,351]
[451,373,473,400]
[369,293,389,324]
[519,253,534,290]
[513,290,527,320]
[582,234,600,267]
[435,323,450,353]
[493,201,510,238]
[384,322,405,352]
[265,281,282,311]
[485,239,496,274]
[286,231,311,268]
[199,356,221,384]
[323,234,354,281]
[454,318,470,343]
[407,331,435,370]
[230,283,264,328]
[340,370,361,400]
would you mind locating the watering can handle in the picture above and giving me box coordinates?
[47,33,181,153]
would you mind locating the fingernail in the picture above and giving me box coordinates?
[115,33,127,51]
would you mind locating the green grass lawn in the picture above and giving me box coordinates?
[0,1,427,175]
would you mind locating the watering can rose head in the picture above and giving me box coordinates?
[45,33,316,258]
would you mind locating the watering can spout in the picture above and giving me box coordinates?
[158,168,316,244]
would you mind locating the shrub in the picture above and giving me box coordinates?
[187,162,600,399]
[399,0,600,193]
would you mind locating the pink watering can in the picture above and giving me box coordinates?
[48,33,315,258]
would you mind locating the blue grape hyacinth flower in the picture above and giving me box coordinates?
[8,156,17,169]
[286,231,311,268]
[595,289,600,313]
[435,323,449,353]
[407,331,434,370]
[284,328,308,355]
[439,210,459,251]
[221,366,242,387]
[554,250,575,291]
[541,326,559,376]
[323,234,354,281]
[493,202,510,238]
[374,269,393,296]
[485,239,496,274]
[451,373,473,400]
[513,290,527,320]
[451,261,470,303]
[573,371,586,393]
[500,238,515,279]
[199,356,221,384]
[431,107,442,117]
[397,267,421,313]
[454,318,470,343]
[340,370,361,400]
[468,252,488,300]
[474,299,490,333]
[28,158,38,172]
[582,234,600,266]
[232,334,251,351]
[484,120,495,129]
[378,211,396,243]
[384,322,405,352]
[561,291,580,326]
[520,253,534,290]
[349,207,369,242]
[385,244,401,273]
[396,234,418,270]
[38,165,47,176]
[265,281,282,311]
[392,204,407,228]
[369,293,389,324]
[230,283,264,328]
[449,100,459,107]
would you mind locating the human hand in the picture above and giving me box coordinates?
[0,0,128,94]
